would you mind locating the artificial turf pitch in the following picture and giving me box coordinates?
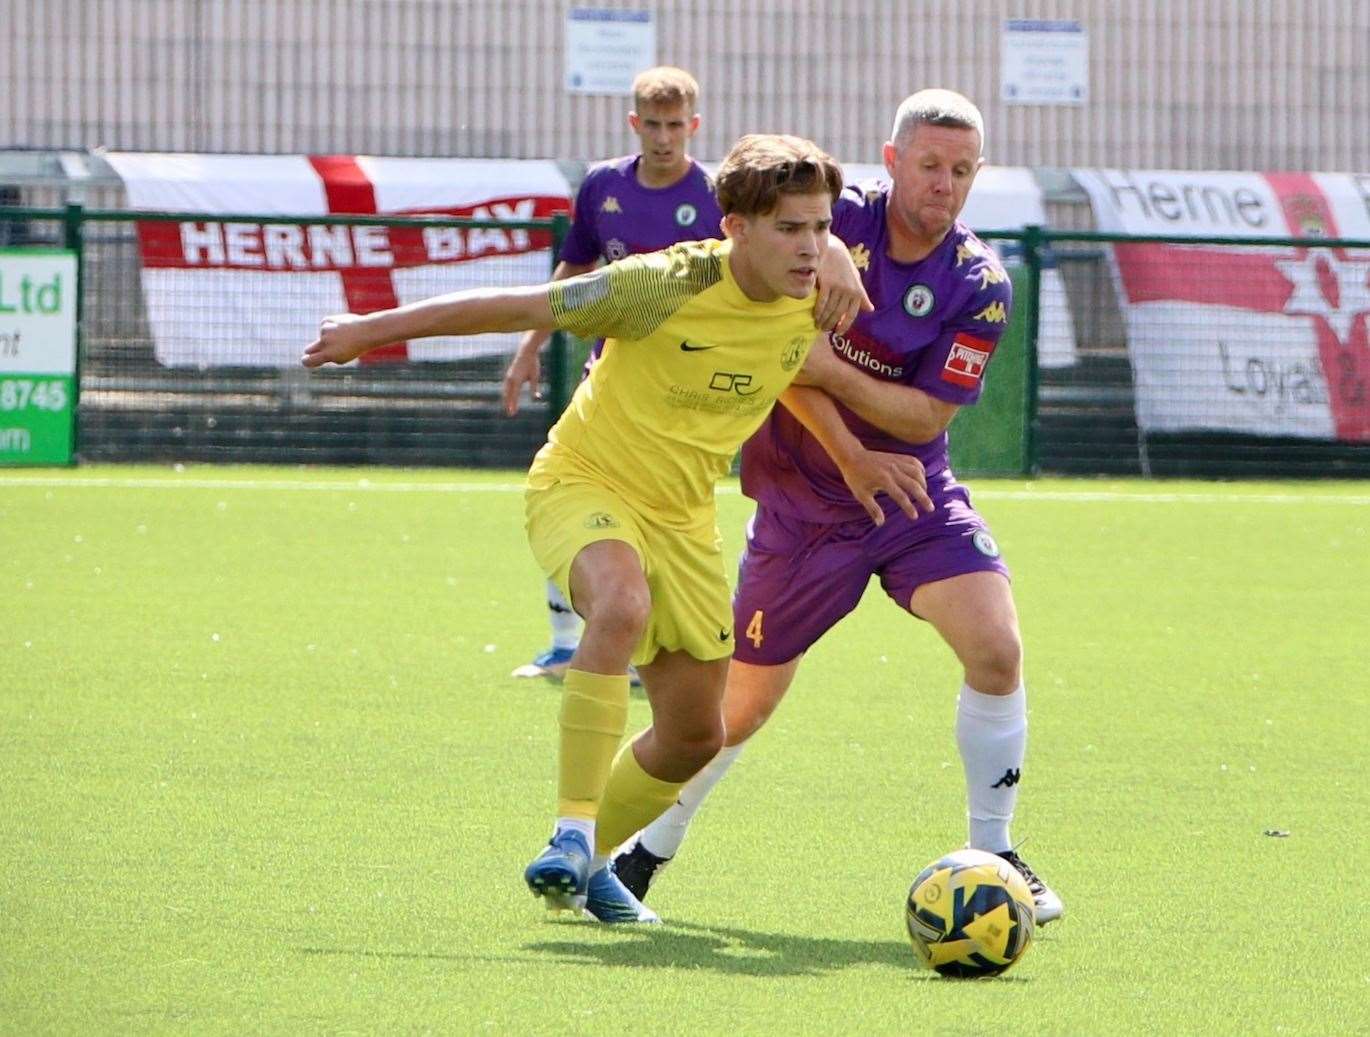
[2,467,1367,1034]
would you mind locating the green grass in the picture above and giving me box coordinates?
[2,466,1368,1035]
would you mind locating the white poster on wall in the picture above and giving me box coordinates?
[1074,168,1370,442]
[565,9,655,95]
[1001,20,1088,106]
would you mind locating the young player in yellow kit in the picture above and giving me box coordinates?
[303,133,931,922]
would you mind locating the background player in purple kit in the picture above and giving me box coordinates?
[502,65,724,682]
[615,89,1064,923]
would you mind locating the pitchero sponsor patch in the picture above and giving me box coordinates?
[941,332,995,389]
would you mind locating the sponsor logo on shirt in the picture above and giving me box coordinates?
[708,371,762,396]
[675,203,698,226]
[942,332,994,388]
[903,283,935,317]
[831,331,905,379]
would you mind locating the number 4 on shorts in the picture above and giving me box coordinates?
[746,609,764,648]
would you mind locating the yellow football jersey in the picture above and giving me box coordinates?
[532,238,818,528]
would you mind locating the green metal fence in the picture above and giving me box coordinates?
[2,205,1368,477]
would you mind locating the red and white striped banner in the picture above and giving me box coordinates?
[1074,169,1370,442]
[107,153,573,367]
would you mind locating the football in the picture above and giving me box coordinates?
[904,848,1036,978]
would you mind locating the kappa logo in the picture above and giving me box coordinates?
[584,512,619,529]
[942,332,994,388]
[991,767,1021,789]
[601,196,622,213]
[974,301,1008,324]
[675,203,698,226]
[903,283,935,317]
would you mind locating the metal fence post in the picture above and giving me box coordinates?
[546,213,571,425]
[62,203,85,465]
[1022,224,1043,475]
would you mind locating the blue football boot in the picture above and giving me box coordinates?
[511,646,576,680]
[524,829,591,912]
[583,865,660,924]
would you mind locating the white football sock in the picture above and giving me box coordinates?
[956,682,1027,855]
[547,580,582,651]
[638,743,745,859]
[555,817,594,847]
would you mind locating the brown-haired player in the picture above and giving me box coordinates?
[503,65,722,684]
[302,133,930,923]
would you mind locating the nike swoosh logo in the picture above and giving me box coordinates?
[718,629,732,642]
[680,341,719,352]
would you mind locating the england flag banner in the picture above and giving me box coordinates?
[1073,169,1370,441]
[106,153,574,366]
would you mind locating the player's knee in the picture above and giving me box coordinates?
[665,716,726,772]
[722,699,771,745]
[583,581,651,644]
[968,629,1023,691]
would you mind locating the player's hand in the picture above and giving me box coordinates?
[502,348,542,416]
[834,448,934,526]
[791,333,841,388]
[302,313,375,368]
[814,242,874,334]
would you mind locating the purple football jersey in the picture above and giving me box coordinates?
[560,155,722,266]
[740,179,1013,523]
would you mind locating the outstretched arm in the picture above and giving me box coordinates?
[502,259,598,415]
[792,335,959,445]
[778,385,934,525]
[301,283,556,368]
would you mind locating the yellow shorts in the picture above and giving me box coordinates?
[524,477,734,667]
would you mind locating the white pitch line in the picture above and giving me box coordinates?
[0,475,1368,506]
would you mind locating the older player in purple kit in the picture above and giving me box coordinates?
[503,66,724,682]
[615,88,1064,924]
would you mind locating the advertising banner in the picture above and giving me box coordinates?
[1074,169,1370,441]
[107,153,574,367]
[0,249,78,465]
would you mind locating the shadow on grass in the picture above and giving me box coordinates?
[300,920,1039,980]
[522,919,925,978]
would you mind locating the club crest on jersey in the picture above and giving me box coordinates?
[903,283,935,317]
[942,332,994,388]
[675,203,698,226]
[972,529,1000,557]
[780,334,808,371]
[605,238,628,261]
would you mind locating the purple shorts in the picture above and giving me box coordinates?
[732,472,1010,665]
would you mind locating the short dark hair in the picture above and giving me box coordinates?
[714,134,843,217]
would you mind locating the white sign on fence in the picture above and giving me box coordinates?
[1001,20,1088,106]
[565,9,655,95]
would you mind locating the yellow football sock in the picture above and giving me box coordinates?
[557,668,630,820]
[595,735,688,855]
